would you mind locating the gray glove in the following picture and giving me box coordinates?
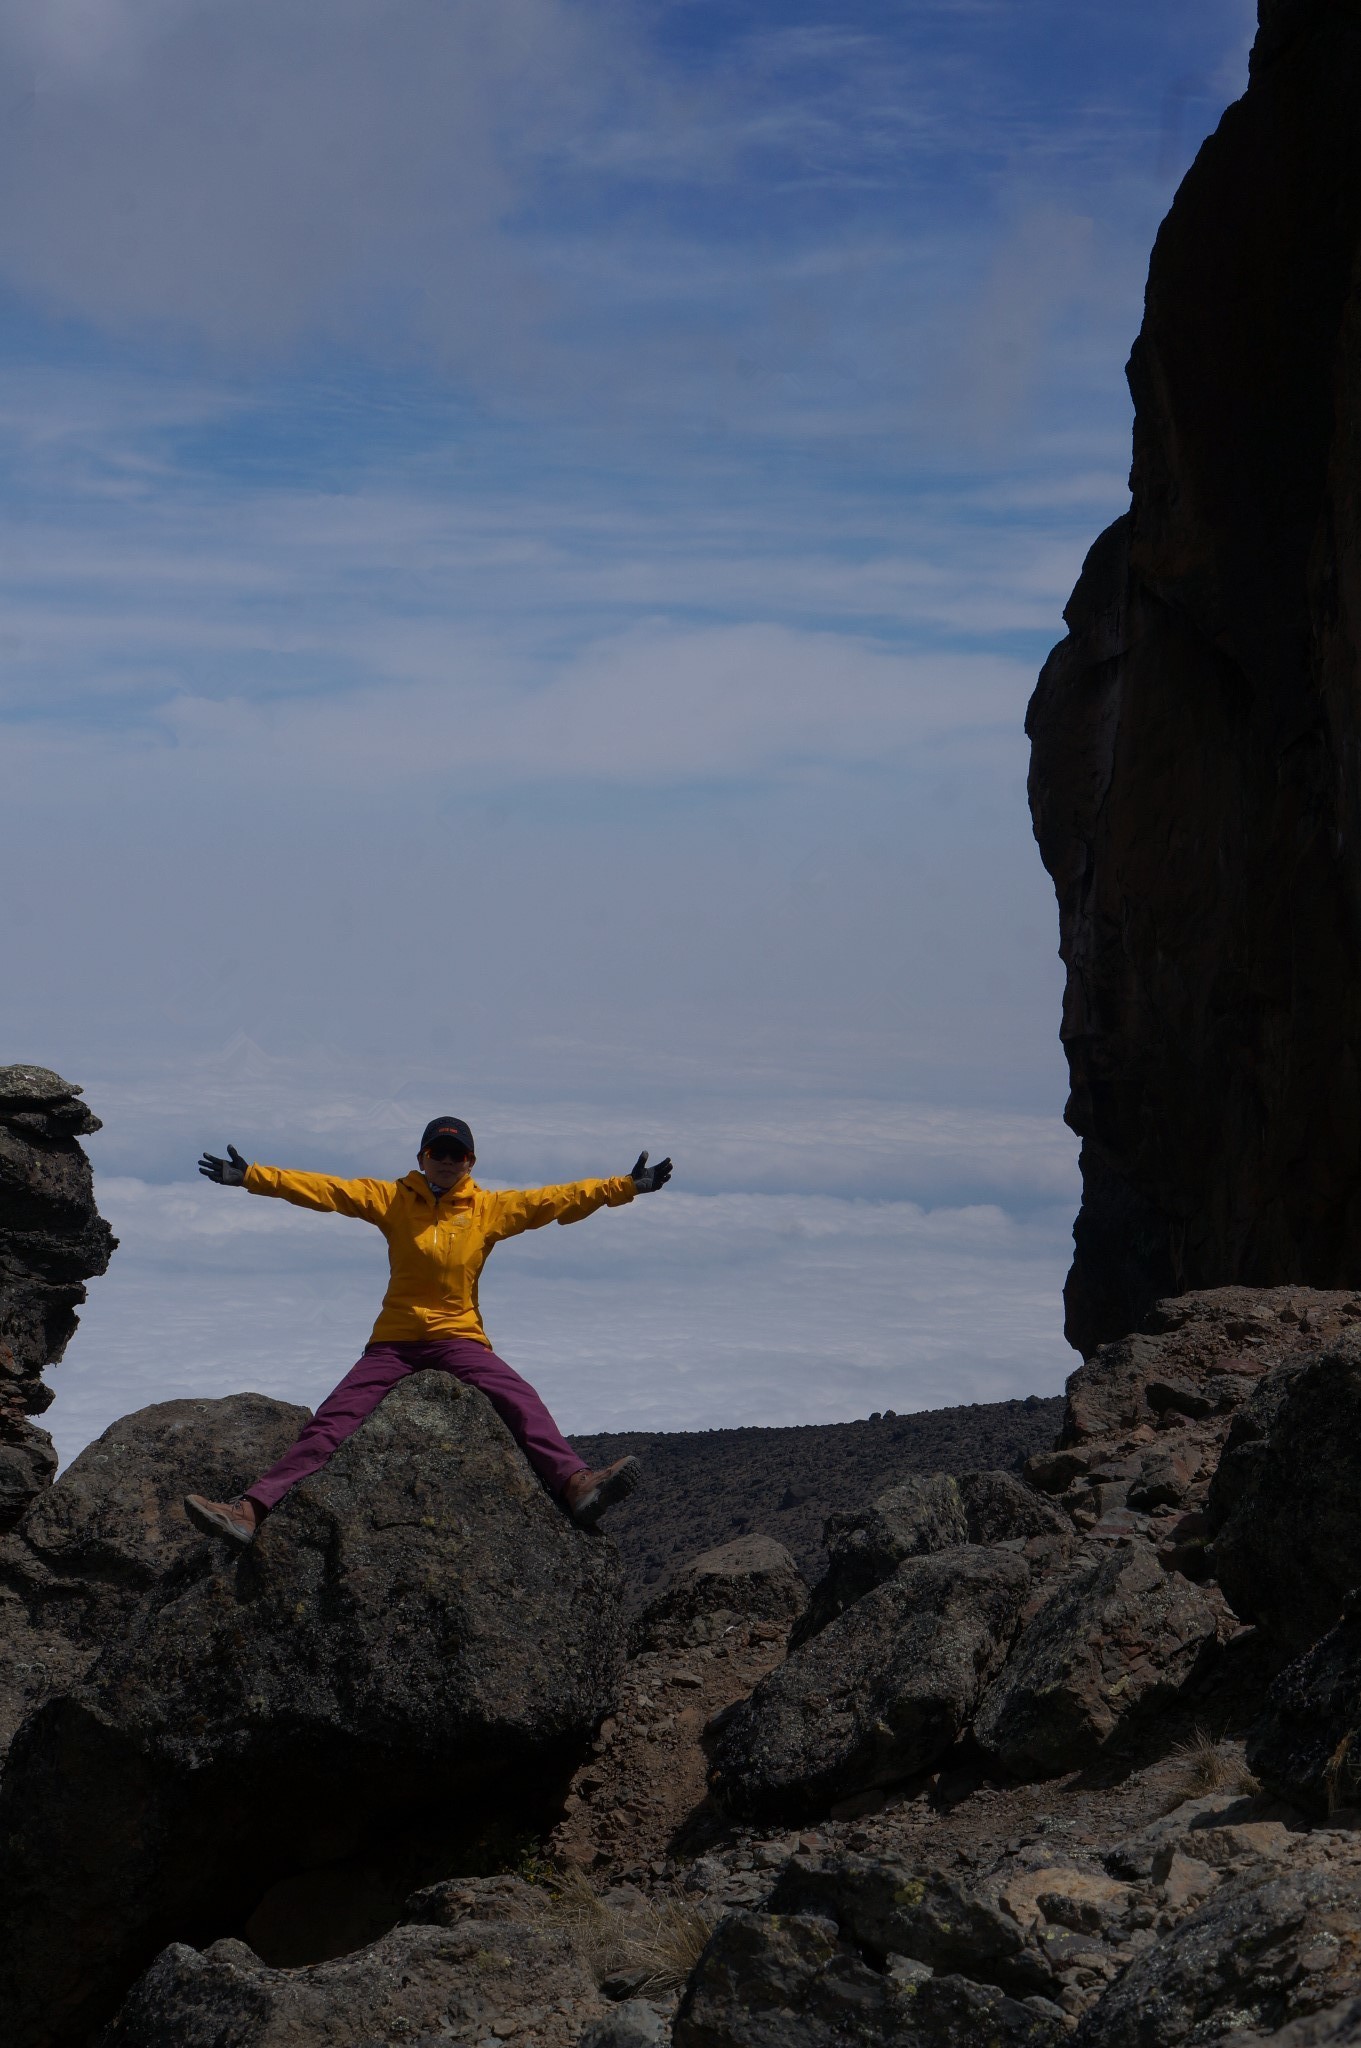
[199,1144,249,1187]
[629,1149,672,1194]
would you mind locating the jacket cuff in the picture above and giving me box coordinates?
[607,1175,636,1205]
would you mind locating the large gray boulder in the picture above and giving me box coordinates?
[1075,1859,1361,2047]
[0,1393,308,1756]
[1210,1348,1361,1650]
[790,1472,969,1647]
[0,1373,626,2048]
[974,1542,1219,1777]
[710,1544,1028,1822]
[102,1915,600,2048]
[793,1469,1072,1652]
[630,1534,806,1653]
[673,1910,1064,2048]
[768,1852,1052,1998]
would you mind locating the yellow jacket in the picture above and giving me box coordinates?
[243,1164,635,1347]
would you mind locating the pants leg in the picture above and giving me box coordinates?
[245,1344,414,1512]
[429,1338,587,1495]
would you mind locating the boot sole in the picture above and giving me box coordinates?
[571,1457,642,1529]
[184,1494,256,1547]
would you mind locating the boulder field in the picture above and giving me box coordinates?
[6,1282,1361,2045]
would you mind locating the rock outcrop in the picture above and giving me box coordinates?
[1247,1595,1361,1816]
[102,1917,600,2048]
[629,1535,806,1654]
[672,1908,1065,2048]
[0,1373,626,2047]
[1075,1857,1361,2046]
[1027,1,1361,1355]
[709,1545,1029,1822]
[0,1392,307,1757]
[1209,1344,1361,1651]
[973,1543,1220,1778]
[0,1065,115,1524]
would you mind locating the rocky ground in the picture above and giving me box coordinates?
[571,1399,1062,1608]
[3,1280,1359,2045]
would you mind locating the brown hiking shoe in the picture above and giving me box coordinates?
[184,1494,258,1547]
[562,1456,641,1529]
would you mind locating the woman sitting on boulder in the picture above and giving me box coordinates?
[184,1116,670,1545]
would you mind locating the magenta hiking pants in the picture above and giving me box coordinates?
[244,1339,588,1514]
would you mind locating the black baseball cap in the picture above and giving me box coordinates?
[419,1116,475,1157]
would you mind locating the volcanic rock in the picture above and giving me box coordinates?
[672,1908,1064,2048]
[1209,1347,1361,1650]
[0,1393,308,1757]
[570,1397,1064,1607]
[102,1915,599,2048]
[629,1534,806,1654]
[1247,1595,1361,1815]
[0,1372,625,2047]
[1026,0,1361,1355]
[974,1541,1219,1777]
[1075,1857,1361,2046]
[709,1544,1028,1822]
[790,1472,970,1647]
[0,1065,115,1524]
[768,1852,1051,1997]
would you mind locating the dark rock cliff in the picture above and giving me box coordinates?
[0,1065,116,1523]
[1027,0,1361,1355]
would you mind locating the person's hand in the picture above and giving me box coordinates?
[629,1150,672,1193]
[199,1144,249,1187]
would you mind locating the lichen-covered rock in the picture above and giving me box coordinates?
[0,1393,308,1760]
[1075,1859,1361,2047]
[629,1534,805,1654]
[1054,1288,1341,1448]
[1026,0,1361,1356]
[974,1542,1218,1777]
[0,1065,115,1522]
[1234,2003,1361,2047]
[710,1545,1028,1822]
[956,1470,1073,1559]
[768,1853,1050,1997]
[672,1910,1064,2048]
[0,1373,626,2048]
[101,1915,600,2048]
[790,1473,969,1647]
[1247,1596,1361,1815]
[1210,1348,1361,1650]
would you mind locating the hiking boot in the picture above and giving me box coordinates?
[562,1456,641,1529]
[184,1494,259,1546]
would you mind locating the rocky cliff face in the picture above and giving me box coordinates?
[0,1065,115,1524]
[1027,0,1361,1355]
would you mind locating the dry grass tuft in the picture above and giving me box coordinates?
[544,1868,718,1993]
[1161,1728,1261,1807]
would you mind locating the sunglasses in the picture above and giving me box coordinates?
[424,1140,470,1162]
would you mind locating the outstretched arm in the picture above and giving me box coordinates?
[197,1147,395,1226]
[488,1150,673,1240]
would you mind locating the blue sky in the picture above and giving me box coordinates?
[0,1,1256,1461]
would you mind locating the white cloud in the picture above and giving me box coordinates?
[46,1174,1076,1462]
